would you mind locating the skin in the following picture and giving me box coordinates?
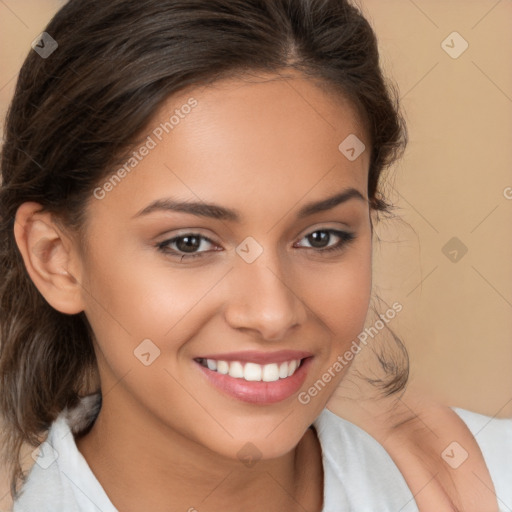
[14,71,374,512]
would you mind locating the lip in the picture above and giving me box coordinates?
[196,350,313,365]
[195,355,313,405]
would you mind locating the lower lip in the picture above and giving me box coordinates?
[195,357,312,405]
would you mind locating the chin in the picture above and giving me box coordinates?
[199,411,315,462]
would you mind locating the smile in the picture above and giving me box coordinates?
[194,351,313,404]
[196,358,302,382]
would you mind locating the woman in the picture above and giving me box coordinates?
[1,0,510,511]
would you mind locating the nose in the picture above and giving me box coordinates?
[223,251,308,341]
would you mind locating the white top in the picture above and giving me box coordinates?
[12,399,512,512]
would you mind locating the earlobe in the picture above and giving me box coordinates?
[13,202,85,315]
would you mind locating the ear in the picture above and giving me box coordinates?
[13,202,85,315]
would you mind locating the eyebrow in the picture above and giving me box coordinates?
[132,187,366,221]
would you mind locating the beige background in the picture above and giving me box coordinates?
[0,0,511,509]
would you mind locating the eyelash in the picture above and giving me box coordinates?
[155,229,356,262]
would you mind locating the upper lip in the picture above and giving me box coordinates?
[196,350,313,365]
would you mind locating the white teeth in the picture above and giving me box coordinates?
[228,361,244,378]
[262,363,279,382]
[244,362,262,381]
[201,358,302,382]
[278,362,289,378]
[287,360,298,377]
[217,360,229,374]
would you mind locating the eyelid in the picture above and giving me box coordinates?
[156,228,220,245]
[297,222,352,238]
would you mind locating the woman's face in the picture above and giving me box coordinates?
[76,72,373,460]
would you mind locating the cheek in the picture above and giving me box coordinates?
[82,243,219,340]
[306,240,372,341]
[292,241,372,414]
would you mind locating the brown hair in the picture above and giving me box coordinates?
[0,0,408,497]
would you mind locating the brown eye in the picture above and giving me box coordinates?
[175,235,202,253]
[295,229,356,254]
[156,233,219,260]
[306,230,331,248]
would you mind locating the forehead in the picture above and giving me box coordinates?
[163,71,369,167]
[92,72,370,221]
